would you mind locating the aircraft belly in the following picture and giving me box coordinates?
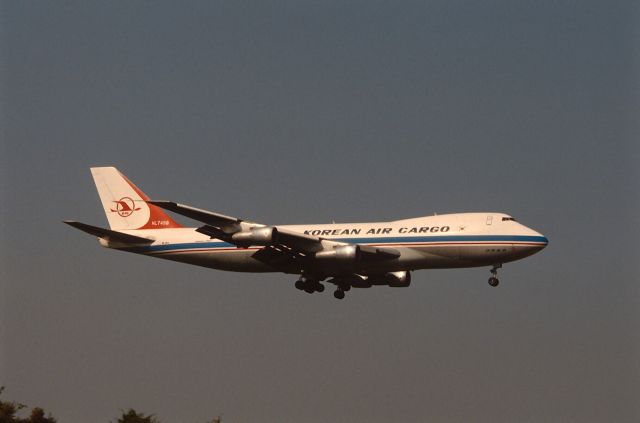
[151,249,275,272]
[398,244,533,269]
[454,244,536,266]
[396,246,463,270]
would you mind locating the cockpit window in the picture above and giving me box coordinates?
[502,217,517,221]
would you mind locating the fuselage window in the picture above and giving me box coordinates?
[502,217,516,221]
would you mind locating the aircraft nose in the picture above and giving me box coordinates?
[539,236,549,251]
[528,229,548,251]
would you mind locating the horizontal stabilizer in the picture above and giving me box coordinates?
[63,221,154,244]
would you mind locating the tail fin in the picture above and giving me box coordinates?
[90,167,183,230]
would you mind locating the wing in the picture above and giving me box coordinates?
[147,201,242,233]
[149,201,399,270]
[149,200,326,253]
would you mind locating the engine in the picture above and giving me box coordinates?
[332,271,411,289]
[384,271,411,287]
[314,245,359,263]
[231,226,277,247]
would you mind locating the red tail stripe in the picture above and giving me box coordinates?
[119,171,183,229]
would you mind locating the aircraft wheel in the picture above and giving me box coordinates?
[334,290,345,300]
[304,285,315,294]
[295,280,305,290]
[488,277,499,287]
[316,283,325,293]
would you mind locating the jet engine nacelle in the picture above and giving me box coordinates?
[385,271,411,287]
[314,245,359,263]
[231,226,277,247]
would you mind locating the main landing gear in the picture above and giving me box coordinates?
[294,276,325,294]
[488,264,502,287]
[294,276,350,299]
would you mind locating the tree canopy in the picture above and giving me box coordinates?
[0,387,56,423]
[0,387,223,423]
[114,409,160,423]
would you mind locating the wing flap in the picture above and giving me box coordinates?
[251,245,304,273]
[359,245,401,261]
[195,224,230,240]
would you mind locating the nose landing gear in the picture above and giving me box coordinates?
[488,264,502,287]
[330,279,351,300]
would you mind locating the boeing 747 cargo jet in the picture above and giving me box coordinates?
[65,167,548,299]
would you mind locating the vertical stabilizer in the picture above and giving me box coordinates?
[90,167,182,230]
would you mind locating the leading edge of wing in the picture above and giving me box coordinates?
[148,201,242,227]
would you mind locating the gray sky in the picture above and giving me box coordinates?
[2,1,639,422]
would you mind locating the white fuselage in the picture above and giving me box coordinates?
[109,212,548,277]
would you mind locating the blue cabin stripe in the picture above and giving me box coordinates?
[120,235,548,254]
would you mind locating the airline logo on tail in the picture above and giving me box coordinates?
[110,197,141,217]
[91,166,183,230]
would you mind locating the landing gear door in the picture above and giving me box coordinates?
[486,215,493,225]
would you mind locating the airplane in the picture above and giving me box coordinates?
[65,166,549,299]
